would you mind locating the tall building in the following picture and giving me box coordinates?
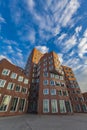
[0,48,87,116]
[25,48,87,114]
[62,66,87,113]
[0,59,30,116]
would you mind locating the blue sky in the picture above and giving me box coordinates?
[0,0,87,92]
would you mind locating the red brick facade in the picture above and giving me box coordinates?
[0,59,30,116]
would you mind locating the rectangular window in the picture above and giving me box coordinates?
[59,100,66,113]
[61,82,66,87]
[50,73,55,78]
[55,81,60,86]
[0,95,11,111]
[2,69,10,76]
[43,99,49,113]
[50,80,55,86]
[51,100,58,113]
[55,75,59,79]
[49,65,53,70]
[60,76,64,80]
[43,67,47,72]
[7,82,15,90]
[43,72,48,77]
[19,99,26,111]
[10,72,17,79]
[43,80,48,85]
[63,91,68,96]
[15,85,21,92]
[82,104,87,112]
[10,97,19,111]
[50,89,56,95]
[21,87,27,93]
[0,79,6,88]
[24,79,29,84]
[18,76,23,82]
[43,89,49,95]
[58,90,63,96]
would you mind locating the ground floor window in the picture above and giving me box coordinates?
[0,95,11,111]
[82,104,87,112]
[51,99,58,113]
[65,101,73,113]
[75,104,81,112]
[43,99,49,113]
[59,100,66,113]
[10,97,19,111]
[19,99,26,111]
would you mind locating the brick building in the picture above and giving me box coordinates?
[62,66,87,113]
[82,92,87,105]
[26,48,87,115]
[0,48,87,116]
[0,59,30,116]
[25,48,87,114]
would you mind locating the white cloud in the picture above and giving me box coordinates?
[17,52,23,59]
[7,46,14,53]
[27,0,35,12]
[35,46,49,54]
[75,26,82,34]
[18,27,36,44]
[58,33,67,41]
[0,15,6,23]
[63,34,77,52]
[76,66,87,92]
[3,39,17,45]
[59,0,80,27]
[78,29,87,58]
[58,53,63,64]
[28,29,35,44]
[0,55,12,63]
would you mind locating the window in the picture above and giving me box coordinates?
[43,72,48,77]
[15,85,21,92]
[63,91,68,96]
[49,65,53,70]
[19,99,26,111]
[60,76,64,80]
[0,79,6,88]
[21,87,27,93]
[43,99,49,113]
[2,69,10,76]
[75,104,81,112]
[55,81,60,86]
[58,90,63,96]
[82,104,87,112]
[43,62,47,66]
[59,100,66,113]
[61,82,65,87]
[10,72,17,79]
[18,76,23,82]
[0,95,11,111]
[50,89,56,95]
[43,89,49,95]
[51,100,58,113]
[43,67,47,72]
[55,75,59,79]
[50,80,55,86]
[43,80,48,85]
[10,97,19,111]
[50,73,54,78]
[7,82,15,90]
[24,79,29,84]
[49,60,53,64]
